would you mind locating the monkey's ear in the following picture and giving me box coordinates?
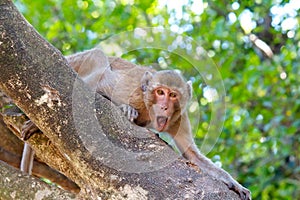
[186,80,193,99]
[141,71,153,92]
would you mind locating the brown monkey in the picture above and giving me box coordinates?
[66,48,251,200]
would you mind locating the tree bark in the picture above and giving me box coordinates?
[0,0,240,199]
[0,160,76,200]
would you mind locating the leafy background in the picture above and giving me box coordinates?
[13,0,300,199]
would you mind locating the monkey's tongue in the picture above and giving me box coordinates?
[157,116,168,131]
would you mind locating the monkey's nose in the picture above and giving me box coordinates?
[161,105,168,110]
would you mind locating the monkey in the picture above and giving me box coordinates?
[66,48,251,200]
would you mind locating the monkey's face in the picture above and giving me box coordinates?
[141,70,192,132]
[150,87,181,132]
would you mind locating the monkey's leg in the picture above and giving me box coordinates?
[66,48,109,92]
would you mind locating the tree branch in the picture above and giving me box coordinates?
[0,160,76,200]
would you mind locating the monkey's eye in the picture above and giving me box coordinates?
[169,92,177,98]
[156,89,164,96]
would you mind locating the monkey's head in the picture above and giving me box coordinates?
[141,70,192,132]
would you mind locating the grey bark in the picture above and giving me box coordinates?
[0,160,76,200]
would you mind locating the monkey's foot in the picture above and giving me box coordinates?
[21,120,39,140]
[119,104,138,122]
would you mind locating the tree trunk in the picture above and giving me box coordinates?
[0,0,240,199]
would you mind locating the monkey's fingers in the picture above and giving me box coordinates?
[119,104,138,122]
[237,186,251,200]
[228,181,251,200]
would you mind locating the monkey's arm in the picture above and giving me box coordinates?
[169,112,251,200]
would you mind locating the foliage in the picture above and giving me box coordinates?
[14,0,300,199]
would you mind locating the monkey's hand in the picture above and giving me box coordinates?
[119,104,138,122]
[223,177,251,200]
[203,165,251,200]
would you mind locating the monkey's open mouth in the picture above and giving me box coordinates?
[156,116,168,131]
